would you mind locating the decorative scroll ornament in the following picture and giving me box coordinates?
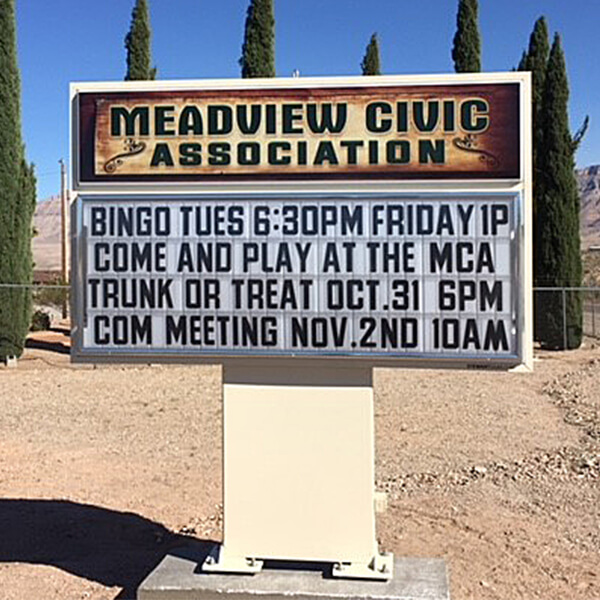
[103,138,146,173]
[452,134,499,168]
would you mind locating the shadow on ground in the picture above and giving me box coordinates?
[25,337,70,355]
[0,499,215,599]
[25,326,71,355]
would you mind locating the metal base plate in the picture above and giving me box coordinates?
[202,544,263,575]
[202,544,393,581]
[332,552,394,580]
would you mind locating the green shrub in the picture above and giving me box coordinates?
[30,309,51,332]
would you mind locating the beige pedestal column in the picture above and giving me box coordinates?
[203,362,392,580]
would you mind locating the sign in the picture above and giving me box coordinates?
[71,74,532,368]
[74,81,521,185]
[72,192,523,365]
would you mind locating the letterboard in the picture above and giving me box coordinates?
[72,193,522,363]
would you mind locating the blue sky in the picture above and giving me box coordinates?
[16,0,599,200]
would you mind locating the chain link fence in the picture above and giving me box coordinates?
[1,283,599,347]
[534,287,600,348]
[582,290,600,341]
[0,282,70,330]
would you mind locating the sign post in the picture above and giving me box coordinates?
[212,363,388,577]
[71,73,532,584]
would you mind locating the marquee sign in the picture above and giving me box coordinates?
[74,81,521,184]
[71,74,532,368]
[71,192,524,365]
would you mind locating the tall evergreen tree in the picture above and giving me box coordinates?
[240,0,275,78]
[451,0,481,72]
[518,18,549,185]
[0,0,36,360]
[518,17,550,325]
[361,33,381,75]
[125,0,157,80]
[536,34,582,349]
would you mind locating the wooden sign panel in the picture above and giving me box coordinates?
[75,82,520,184]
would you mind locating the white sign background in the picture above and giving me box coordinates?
[75,194,520,361]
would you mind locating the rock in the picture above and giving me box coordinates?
[578,166,600,251]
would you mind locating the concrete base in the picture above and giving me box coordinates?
[138,542,450,600]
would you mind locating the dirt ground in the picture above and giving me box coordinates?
[0,327,599,599]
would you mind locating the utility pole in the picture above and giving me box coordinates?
[59,159,69,319]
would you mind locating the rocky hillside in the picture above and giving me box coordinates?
[578,165,600,249]
[32,195,61,272]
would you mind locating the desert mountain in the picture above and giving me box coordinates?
[32,195,61,272]
[578,165,600,249]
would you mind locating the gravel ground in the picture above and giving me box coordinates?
[0,328,599,599]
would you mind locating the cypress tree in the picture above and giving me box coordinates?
[518,18,550,343]
[451,0,481,72]
[518,18,549,194]
[125,0,157,80]
[240,0,275,78]
[361,33,381,75]
[536,34,582,349]
[0,0,36,360]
